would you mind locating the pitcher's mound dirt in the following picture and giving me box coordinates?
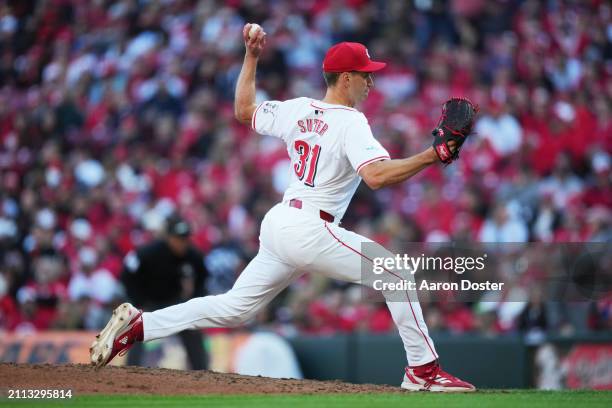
[0,363,404,395]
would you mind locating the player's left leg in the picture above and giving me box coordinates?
[311,222,475,392]
[311,222,438,365]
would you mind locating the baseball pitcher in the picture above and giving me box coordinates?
[90,23,477,392]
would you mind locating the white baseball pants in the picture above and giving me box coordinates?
[142,202,438,366]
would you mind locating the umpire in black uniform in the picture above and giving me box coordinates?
[121,214,209,369]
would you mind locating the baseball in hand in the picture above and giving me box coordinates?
[248,24,262,40]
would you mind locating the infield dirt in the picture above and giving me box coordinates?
[0,363,404,395]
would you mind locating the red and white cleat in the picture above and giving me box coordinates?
[90,303,143,369]
[401,360,476,392]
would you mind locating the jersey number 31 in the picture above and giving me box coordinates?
[293,140,321,187]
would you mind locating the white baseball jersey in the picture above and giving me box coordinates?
[251,97,390,220]
[141,98,439,370]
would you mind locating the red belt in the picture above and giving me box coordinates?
[289,199,335,223]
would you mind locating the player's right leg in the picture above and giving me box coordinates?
[141,245,300,340]
[90,302,143,368]
[91,228,301,368]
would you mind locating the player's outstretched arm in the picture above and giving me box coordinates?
[359,148,439,190]
[234,23,267,125]
[360,97,476,190]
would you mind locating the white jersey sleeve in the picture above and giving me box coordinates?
[344,113,390,173]
[252,98,306,141]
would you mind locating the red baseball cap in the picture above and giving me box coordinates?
[322,42,387,73]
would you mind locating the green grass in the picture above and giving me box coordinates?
[2,391,611,408]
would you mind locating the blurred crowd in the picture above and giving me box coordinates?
[0,0,610,338]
